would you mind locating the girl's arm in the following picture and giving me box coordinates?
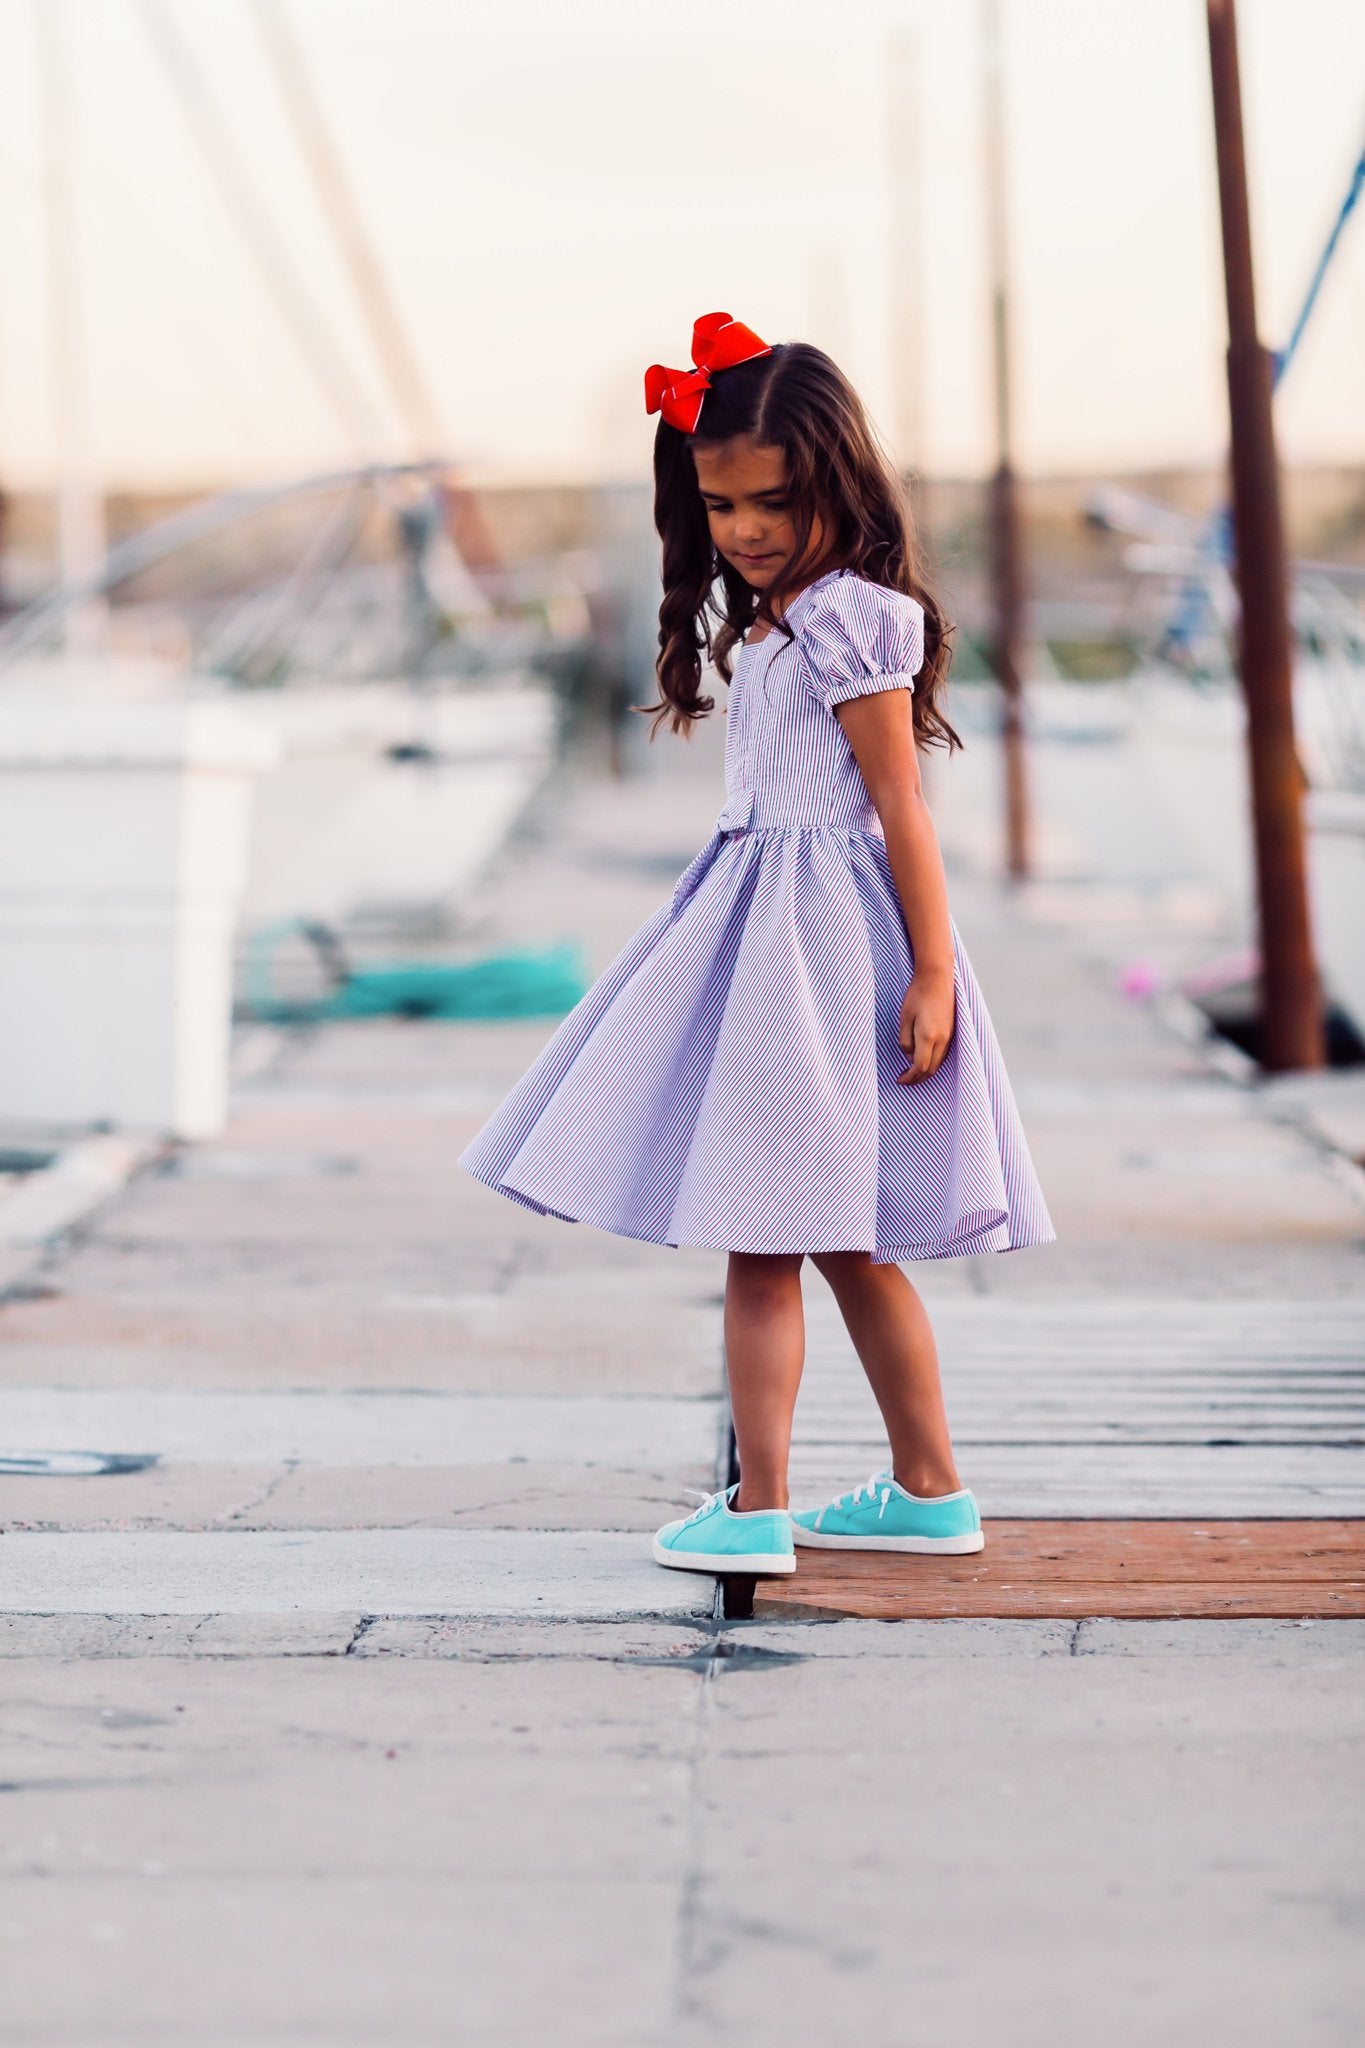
[834,689,956,1084]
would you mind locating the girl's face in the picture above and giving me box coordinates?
[693,436,827,594]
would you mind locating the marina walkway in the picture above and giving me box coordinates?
[2,708,1362,2044]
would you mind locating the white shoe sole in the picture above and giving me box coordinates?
[652,1538,797,1575]
[792,1526,985,1555]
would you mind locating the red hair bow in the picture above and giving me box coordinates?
[644,312,771,434]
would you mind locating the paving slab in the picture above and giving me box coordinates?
[0,1266,723,1393]
[723,1615,1365,1660]
[0,1877,681,2044]
[4,1464,289,1533]
[0,1614,714,1661]
[3,1461,717,1533]
[680,1651,1365,2047]
[0,1612,364,1658]
[725,1616,1080,1658]
[2,1639,710,1740]
[0,1570,709,2039]
[349,1617,717,1661]
[1073,1615,1365,1657]
[0,1529,715,1618]
[2,1386,721,1467]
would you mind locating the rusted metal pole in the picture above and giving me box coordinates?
[982,0,1030,881]
[989,463,1029,882]
[1206,0,1324,1070]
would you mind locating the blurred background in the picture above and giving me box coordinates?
[0,0,1362,1142]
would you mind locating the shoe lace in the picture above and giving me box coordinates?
[679,1485,730,1527]
[817,1471,893,1529]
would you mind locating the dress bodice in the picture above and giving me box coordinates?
[716,568,924,835]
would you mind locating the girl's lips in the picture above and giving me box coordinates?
[737,552,778,566]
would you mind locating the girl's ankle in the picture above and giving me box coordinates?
[892,1467,964,1499]
[732,1487,789,1514]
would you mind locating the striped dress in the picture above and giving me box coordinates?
[457,567,1055,1262]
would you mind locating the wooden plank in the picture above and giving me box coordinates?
[751,1519,1365,1621]
[802,1297,1365,1337]
[790,1293,1365,1517]
[799,1421,1362,1443]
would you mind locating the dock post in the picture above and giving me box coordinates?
[1205,0,1324,1071]
[981,0,1030,883]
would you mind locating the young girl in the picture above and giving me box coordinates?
[458,312,1054,1578]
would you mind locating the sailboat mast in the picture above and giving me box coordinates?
[250,0,446,461]
[35,0,107,657]
[886,28,925,495]
[981,0,1030,881]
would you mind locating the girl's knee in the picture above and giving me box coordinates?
[811,1248,891,1287]
[727,1249,805,1298]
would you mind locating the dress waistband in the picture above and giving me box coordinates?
[714,789,883,837]
[718,820,886,840]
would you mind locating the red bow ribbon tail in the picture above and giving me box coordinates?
[644,363,711,434]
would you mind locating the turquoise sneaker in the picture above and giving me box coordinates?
[792,1470,985,1554]
[653,1484,796,1575]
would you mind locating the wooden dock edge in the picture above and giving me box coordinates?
[749,1519,1365,1622]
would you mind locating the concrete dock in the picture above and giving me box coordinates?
[2,706,1362,2045]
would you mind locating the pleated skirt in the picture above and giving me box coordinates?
[456,824,1056,1263]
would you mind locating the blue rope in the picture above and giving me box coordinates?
[1274,136,1365,387]
[240,917,590,1023]
[1164,128,1365,663]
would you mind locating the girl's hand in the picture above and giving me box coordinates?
[897,968,955,1083]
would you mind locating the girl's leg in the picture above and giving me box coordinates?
[724,1249,807,1512]
[808,1251,963,1496]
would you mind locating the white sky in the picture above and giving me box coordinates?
[0,0,1361,488]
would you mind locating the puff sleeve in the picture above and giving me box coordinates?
[799,574,925,710]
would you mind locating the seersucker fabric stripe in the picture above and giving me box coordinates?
[457,567,1056,1263]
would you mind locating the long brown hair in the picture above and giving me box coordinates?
[640,340,959,750]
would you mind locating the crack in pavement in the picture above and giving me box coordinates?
[664,1624,725,2045]
[223,1463,298,1526]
